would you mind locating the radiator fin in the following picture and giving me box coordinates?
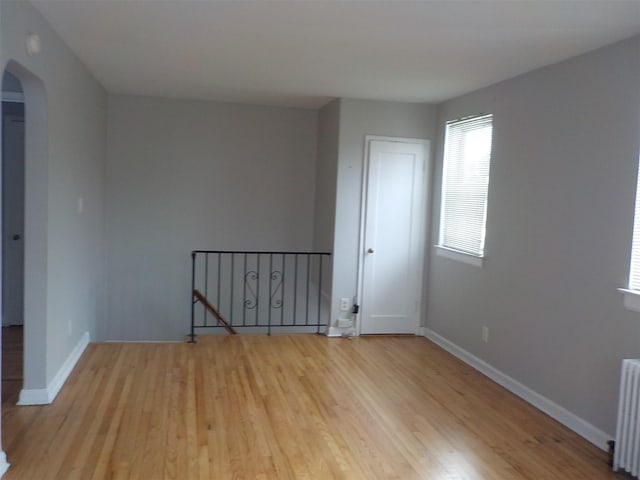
[614,359,640,476]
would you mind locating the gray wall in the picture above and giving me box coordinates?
[313,99,339,253]
[427,36,640,437]
[1,1,106,387]
[331,99,437,324]
[313,99,340,300]
[104,95,318,340]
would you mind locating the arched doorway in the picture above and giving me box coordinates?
[1,60,48,405]
[1,70,25,404]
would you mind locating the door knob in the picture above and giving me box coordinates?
[367,248,375,254]
[12,234,20,241]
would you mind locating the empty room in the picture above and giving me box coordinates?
[1,0,640,478]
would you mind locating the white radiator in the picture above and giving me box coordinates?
[614,359,640,475]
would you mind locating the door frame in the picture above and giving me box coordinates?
[3,61,49,403]
[356,135,430,335]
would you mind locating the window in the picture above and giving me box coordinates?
[438,114,493,260]
[630,161,640,291]
[621,158,640,311]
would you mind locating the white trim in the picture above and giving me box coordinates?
[18,331,90,405]
[421,328,612,451]
[0,451,9,478]
[362,135,431,145]
[326,325,356,337]
[618,288,640,312]
[434,245,483,267]
[16,386,48,405]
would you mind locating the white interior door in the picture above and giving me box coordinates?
[2,111,25,326]
[360,138,428,334]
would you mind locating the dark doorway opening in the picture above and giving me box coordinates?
[2,70,25,405]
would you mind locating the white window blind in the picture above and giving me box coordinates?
[629,159,640,290]
[439,114,493,257]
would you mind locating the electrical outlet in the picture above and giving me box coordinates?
[482,326,489,343]
[340,298,350,312]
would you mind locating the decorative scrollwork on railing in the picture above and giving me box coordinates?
[270,271,283,309]
[244,271,258,310]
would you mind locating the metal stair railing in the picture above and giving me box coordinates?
[189,250,331,342]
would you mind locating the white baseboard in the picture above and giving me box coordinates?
[0,450,9,478]
[18,331,90,406]
[420,327,612,451]
[326,326,343,337]
[326,326,356,337]
[17,387,49,405]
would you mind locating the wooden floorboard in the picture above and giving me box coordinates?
[0,335,623,479]
[1,327,23,405]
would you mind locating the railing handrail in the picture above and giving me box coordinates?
[193,289,237,335]
[192,250,331,255]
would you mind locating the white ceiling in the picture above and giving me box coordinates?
[31,0,640,109]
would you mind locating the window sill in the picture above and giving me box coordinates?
[434,245,484,267]
[618,288,640,312]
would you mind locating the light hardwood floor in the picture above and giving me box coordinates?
[1,327,22,405]
[1,335,622,479]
